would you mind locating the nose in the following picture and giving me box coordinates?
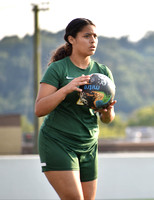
[90,35,97,44]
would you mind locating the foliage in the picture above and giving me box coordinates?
[0,30,154,124]
[99,104,154,139]
[21,115,34,133]
[98,115,126,139]
[127,105,154,126]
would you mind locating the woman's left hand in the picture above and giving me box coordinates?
[95,100,117,124]
[97,100,117,113]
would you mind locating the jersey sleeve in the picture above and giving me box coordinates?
[98,62,114,83]
[105,66,114,83]
[40,63,60,88]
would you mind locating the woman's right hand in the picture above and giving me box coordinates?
[35,75,91,117]
[64,75,91,94]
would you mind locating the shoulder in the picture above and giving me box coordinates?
[48,57,68,69]
[41,57,69,87]
[91,59,114,82]
[91,59,109,73]
[45,57,69,76]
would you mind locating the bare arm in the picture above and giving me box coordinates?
[98,100,117,124]
[35,75,91,117]
[35,83,67,117]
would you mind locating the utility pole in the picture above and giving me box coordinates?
[32,3,49,154]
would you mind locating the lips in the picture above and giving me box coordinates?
[90,46,96,50]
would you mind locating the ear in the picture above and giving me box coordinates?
[67,35,74,44]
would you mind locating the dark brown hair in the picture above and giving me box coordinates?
[48,18,95,64]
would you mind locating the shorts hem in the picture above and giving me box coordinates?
[81,176,98,182]
[42,167,79,172]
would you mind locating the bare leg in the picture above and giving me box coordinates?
[44,171,84,200]
[81,179,97,200]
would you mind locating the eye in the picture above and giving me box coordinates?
[84,34,90,38]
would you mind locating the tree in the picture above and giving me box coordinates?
[99,115,126,138]
[21,115,34,133]
[127,105,154,126]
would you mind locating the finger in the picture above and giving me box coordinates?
[80,75,91,81]
[76,87,82,92]
[94,108,108,113]
[79,81,90,85]
[110,100,117,106]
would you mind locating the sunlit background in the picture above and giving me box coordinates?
[0,0,154,199]
[1,0,154,41]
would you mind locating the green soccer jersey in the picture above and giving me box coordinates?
[40,56,114,149]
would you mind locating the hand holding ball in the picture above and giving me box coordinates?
[80,73,115,110]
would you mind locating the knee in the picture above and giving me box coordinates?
[60,191,84,200]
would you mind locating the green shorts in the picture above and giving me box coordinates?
[38,130,98,182]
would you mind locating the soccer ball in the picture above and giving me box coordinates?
[80,73,115,110]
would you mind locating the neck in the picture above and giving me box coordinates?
[69,55,91,69]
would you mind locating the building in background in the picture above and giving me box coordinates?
[0,114,22,155]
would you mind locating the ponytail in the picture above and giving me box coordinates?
[48,43,72,65]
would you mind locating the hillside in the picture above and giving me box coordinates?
[0,30,154,121]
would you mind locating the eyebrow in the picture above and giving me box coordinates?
[84,33,97,36]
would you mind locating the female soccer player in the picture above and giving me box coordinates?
[35,18,116,200]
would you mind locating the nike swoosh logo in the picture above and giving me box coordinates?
[66,76,75,80]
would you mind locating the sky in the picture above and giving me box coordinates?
[0,0,154,42]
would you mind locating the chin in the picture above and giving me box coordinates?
[89,51,95,56]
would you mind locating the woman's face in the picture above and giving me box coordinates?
[70,25,98,57]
